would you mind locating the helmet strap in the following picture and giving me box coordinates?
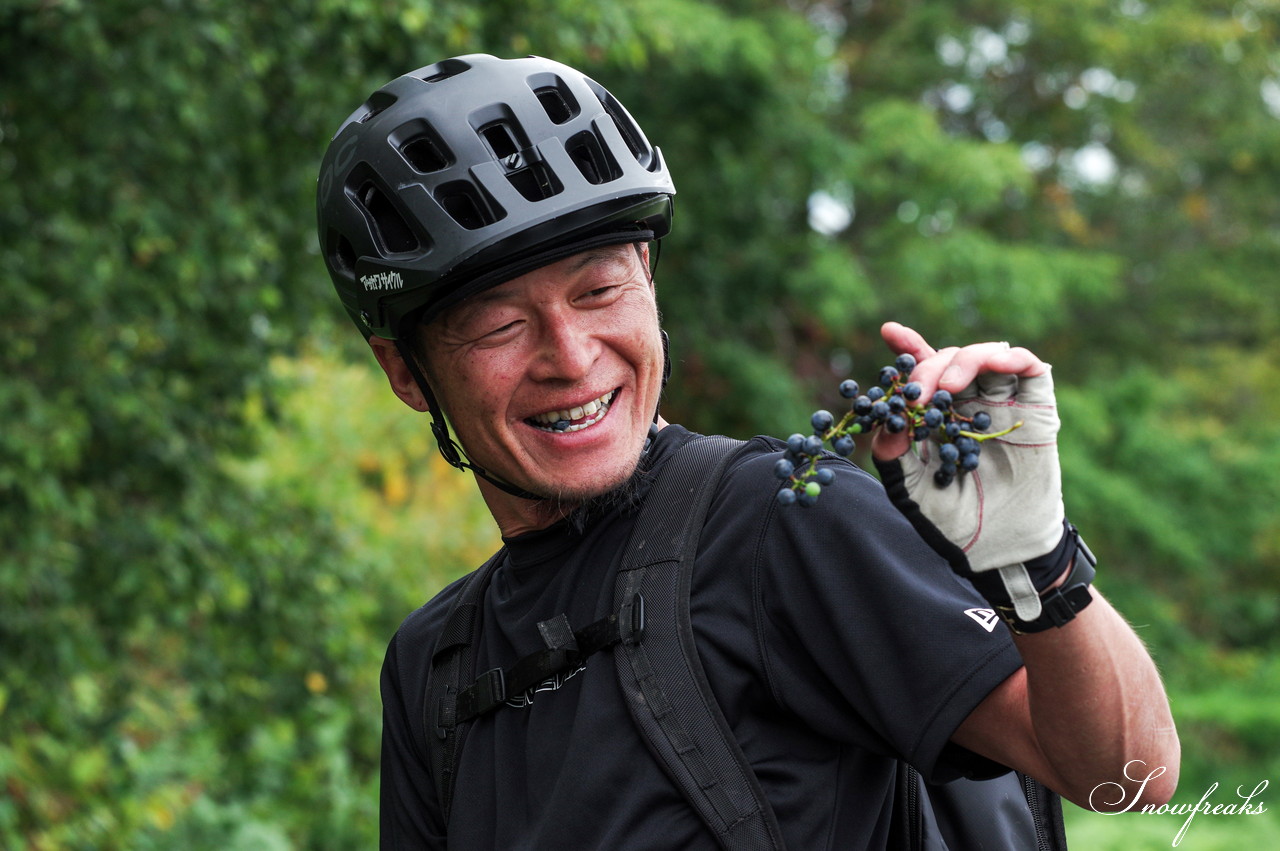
[392,337,545,502]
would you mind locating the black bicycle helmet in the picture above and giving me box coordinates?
[317,53,675,341]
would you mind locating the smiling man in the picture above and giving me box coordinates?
[317,55,1179,850]
[368,244,667,535]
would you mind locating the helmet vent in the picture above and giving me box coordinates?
[416,58,472,84]
[401,134,452,173]
[507,159,564,201]
[355,181,419,254]
[593,85,655,171]
[527,74,580,124]
[437,180,505,230]
[356,91,397,124]
[479,122,521,160]
[536,88,576,124]
[566,130,622,185]
[327,231,357,276]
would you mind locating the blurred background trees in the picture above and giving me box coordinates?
[2,0,1277,847]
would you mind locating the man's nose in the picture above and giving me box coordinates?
[529,312,598,382]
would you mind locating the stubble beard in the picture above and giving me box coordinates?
[524,438,652,532]
[560,461,651,533]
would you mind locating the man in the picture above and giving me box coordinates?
[317,54,1179,849]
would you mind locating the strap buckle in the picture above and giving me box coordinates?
[456,667,506,721]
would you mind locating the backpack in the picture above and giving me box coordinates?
[424,435,1068,850]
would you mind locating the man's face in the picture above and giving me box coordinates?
[422,244,664,516]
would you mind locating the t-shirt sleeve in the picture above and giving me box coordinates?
[379,608,450,850]
[727,446,1024,783]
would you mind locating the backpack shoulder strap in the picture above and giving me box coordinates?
[613,435,788,851]
[424,546,506,824]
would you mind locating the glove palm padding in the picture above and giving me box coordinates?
[873,366,1064,621]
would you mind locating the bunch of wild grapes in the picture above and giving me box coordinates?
[774,353,1022,506]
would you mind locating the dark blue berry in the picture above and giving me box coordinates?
[901,381,923,401]
[786,433,806,455]
[886,414,907,433]
[815,467,835,486]
[811,409,835,433]
[888,395,907,413]
[934,469,955,487]
[853,395,873,415]
[871,401,890,420]
[895,353,917,374]
[879,366,900,387]
[913,425,931,441]
[955,436,978,454]
[774,458,795,479]
[839,379,860,399]
[833,436,856,456]
[776,487,798,506]
[924,408,944,429]
[960,452,980,472]
[931,389,953,410]
[939,443,960,464]
[803,435,824,456]
[867,386,886,402]
[971,411,992,431]
[945,422,962,439]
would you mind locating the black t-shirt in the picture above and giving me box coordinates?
[380,425,1024,850]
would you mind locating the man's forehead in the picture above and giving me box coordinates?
[446,244,642,312]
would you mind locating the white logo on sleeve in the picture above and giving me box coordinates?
[963,608,1001,633]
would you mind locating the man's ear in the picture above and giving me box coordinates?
[368,337,432,412]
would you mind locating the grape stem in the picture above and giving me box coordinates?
[961,421,1024,441]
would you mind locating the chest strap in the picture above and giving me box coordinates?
[444,596,646,725]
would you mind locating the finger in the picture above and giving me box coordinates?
[987,346,1049,379]
[900,346,962,406]
[880,321,938,362]
[936,343,1046,394]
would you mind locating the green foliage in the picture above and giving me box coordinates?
[4,0,1280,847]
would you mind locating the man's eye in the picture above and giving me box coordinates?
[583,285,618,300]
[483,320,520,339]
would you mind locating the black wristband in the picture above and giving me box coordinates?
[995,525,1097,634]
[964,517,1080,606]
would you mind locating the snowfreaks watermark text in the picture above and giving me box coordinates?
[1089,760,1268,846]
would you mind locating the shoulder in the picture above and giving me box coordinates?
[382,560,495,709]
[711,434,899,541]
[703,433,992,618]
[390,570,474,657]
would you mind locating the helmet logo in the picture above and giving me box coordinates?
[361,271,405,292]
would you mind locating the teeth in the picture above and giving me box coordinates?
[530,390,616,432]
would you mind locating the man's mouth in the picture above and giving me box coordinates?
[527,389,618,433]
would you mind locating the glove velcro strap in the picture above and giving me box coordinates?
[996,536,1097,634]
[997,564,1042,621]
[965,518,1078,607]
